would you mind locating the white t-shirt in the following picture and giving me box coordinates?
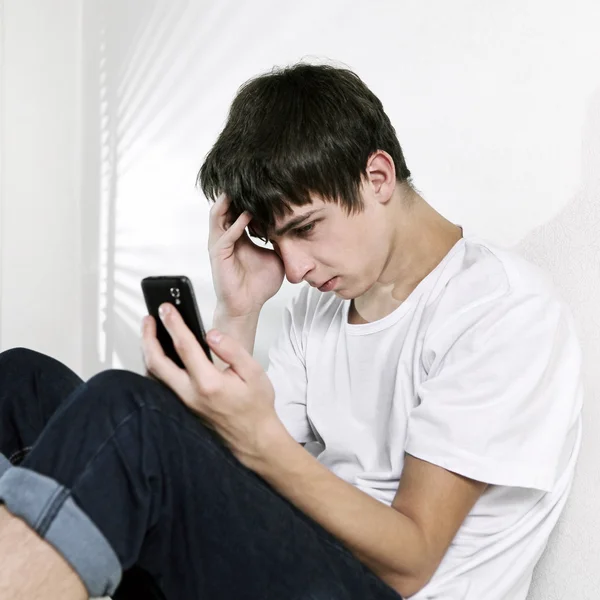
[267,235,583,600]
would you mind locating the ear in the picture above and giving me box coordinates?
[364,151,396,205]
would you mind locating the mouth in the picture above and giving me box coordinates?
[317,277,338,292]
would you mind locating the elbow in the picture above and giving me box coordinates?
[382,543,437,598]
[385,571,432,599]
[375,550,434,597]
[375,513,441,596]
[384,514,442,597]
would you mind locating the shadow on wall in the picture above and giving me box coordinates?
[81,0,166,379]
[517,87,600,599]
[81,0,226,378]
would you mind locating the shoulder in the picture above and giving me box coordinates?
[424,237,571,351]
[448,237,558,298]
[433,237,563,317]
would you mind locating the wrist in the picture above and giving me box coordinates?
[213,304,261,327]
[244,416,297,474]
[211,306,260,363]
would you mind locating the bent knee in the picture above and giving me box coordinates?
[0,347,49,371]
[0,347,80,387]
[81,369,182,420]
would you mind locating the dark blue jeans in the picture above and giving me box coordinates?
[0,348,403,600]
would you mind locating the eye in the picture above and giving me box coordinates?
[293,222,315,237]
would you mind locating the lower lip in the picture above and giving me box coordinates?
[318,277,338,292]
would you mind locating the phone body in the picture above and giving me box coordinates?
[141,275,212,367]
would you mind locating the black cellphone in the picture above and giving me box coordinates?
[141,275,212,367]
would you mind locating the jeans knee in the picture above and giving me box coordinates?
[79,369,182,425]
[0,347,80,390]
[0,347,46,372]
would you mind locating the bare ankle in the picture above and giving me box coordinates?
[0,505,87,600]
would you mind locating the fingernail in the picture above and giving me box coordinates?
[141,316,148,333]
[208,330,222,344]
[159,304,171,319]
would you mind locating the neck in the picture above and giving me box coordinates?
[352,193,462,321]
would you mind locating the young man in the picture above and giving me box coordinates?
[0,64,582,600]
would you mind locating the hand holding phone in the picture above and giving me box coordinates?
[141,273,282,468]
[141,276,212,368]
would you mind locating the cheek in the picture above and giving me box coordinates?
[328,239,369,273]
[354,231,386,271]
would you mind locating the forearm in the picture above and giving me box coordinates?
[250,429,430,597]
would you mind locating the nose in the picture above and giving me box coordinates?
[277,243,313,284]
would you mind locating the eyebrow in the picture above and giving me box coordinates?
[272,209,324,238]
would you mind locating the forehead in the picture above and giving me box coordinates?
[273,196,328,226]
[247,196,332,240]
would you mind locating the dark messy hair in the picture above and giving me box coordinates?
[196,62,411,238]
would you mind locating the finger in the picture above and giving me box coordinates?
[215,192,231,214]
[219,211,252,247]
[141,315,191,394]
[205,329,261,382]
[157,303,220,388]
[208,194,232,238]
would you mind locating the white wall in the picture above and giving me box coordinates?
[517,88,600,598]
[0,0,82,373]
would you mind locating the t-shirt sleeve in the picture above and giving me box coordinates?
[266,290,316,444]
[406,289,582,492]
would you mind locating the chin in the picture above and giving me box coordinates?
[335,287,360,300]
[345,279,376,301]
